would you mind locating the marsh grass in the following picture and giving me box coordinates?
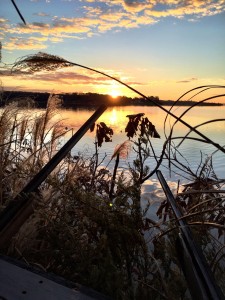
[0,94,66,208]
[0,99,186,299]
[2,102,223,299]
[0,93,224,299]
[0,53,225,298]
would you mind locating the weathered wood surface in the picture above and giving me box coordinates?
[0,257,109,300]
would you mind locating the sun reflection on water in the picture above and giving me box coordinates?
[31,105,225,181]
[109,108,118,125]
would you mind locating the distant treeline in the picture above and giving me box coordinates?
[1,91,223,108]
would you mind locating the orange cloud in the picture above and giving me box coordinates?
[8,21,91,37]
[1,1,224,52]
[177,77,198,83]
[1,64,145,94]
[3,37,47,50]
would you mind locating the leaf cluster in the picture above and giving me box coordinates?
[125,113,160,140]
[96,122,113,147]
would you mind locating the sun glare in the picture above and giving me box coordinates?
[110,90,119,99]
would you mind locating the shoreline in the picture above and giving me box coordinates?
[1,90,223,108]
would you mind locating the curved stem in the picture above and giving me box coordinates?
[109,153,120,200]
[70,61,225,155]
[177,119,225,148]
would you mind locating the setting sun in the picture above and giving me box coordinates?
[110,90,119,99]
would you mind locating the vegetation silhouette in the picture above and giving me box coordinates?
[2,90,222,108]
[0,52,224,299]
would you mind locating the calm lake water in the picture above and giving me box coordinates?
[54,105,225,216]
[1,104,221,219]
[57,105,225,175]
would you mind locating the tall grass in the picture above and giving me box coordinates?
[0,98,186,298]
[0,100,223,299]
[0,94,66,209]
[0,53,224,298]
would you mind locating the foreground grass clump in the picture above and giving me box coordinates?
[0,92,224,299]
[8,162,187,299]
[0,95,64,210]
[0,97,187,299]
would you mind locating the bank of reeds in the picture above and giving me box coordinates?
[0,53,225,298]
[0,94,65,208]
[0,95,223,299]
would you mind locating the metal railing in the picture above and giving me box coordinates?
[156,170,225,300]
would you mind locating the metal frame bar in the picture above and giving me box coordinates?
[11,0,27,25]
[0,105,107,246]
[156,170,224,300]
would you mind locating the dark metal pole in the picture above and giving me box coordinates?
[11,0,27,25]
[156,170,224,300]
[0,105,107,246]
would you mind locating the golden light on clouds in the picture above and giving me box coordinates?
[1,0,224,50]
[0,0,224,101]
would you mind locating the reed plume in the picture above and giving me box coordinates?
[111,140,131,160]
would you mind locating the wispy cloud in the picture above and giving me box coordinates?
[1,65,145,89]
[126,80,145,86]
[177,77,198,83]
[3,37,47,50]
[2,0,224,52]
[33,12,50,17]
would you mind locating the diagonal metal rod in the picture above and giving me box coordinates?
[11,0,27,25]
[156,170,224,300]
[0,105,107,246]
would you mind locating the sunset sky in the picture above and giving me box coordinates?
[1,0,225,101]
